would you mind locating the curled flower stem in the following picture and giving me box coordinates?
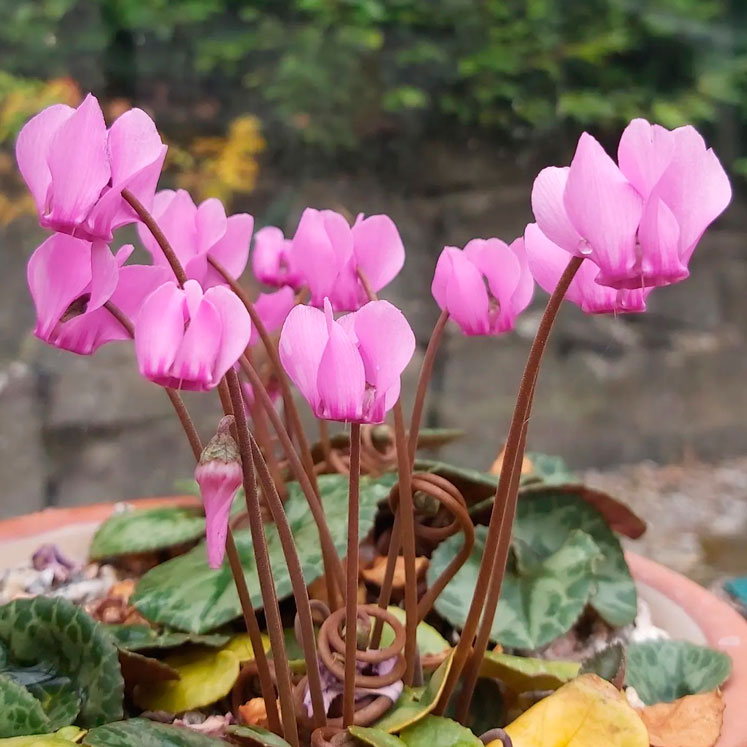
[208,256,318,490]
[249,431,327,730]
[435,255,583,716]
[239,354,346,605]
[121,188,187,286]
[343,421,361,727]
[225,369,300,746]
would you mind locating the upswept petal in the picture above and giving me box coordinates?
[507,237,535,318]
[250,286,296,345]
[351,214,405,291]
[252,226,289,285]
[316,302,367,422]
[196,199,228,255]
[206,213,254,283]
[350,300,415,393]
[563,133,643,287]
[279,304,329,411]
[205,285,253,384]
[656,125,732,262]
[291,208,342,304]
[87,241,120,311]
[134,281,186,384]
[45,94,110,231]
[15,104,74,216]
[146,189,198,270]
[617,118,675,199]
[27,234,91,340]
[531,167,583,254]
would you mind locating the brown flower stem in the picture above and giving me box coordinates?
[343,422,362,728]
[435,255,583,715]
[393,402,418,685]
[239,354,346,605]
[249,432,327,729]
[225,369,300,746]
[121,188,187,286]
[208,255,317,491]
[225,530,283,735]
[407,309,450,465]
[369,512,400,649]
[318,420,332,465]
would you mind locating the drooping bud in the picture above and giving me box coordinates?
[195,415,243,569]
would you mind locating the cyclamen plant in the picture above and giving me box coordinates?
[16,93,731,747]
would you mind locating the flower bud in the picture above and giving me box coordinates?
[195,416,243,569]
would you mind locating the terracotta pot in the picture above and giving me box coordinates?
[1,501,746,745]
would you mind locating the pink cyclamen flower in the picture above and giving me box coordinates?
[250,286,296,345]
[431,238,534,335]
[138,189,254,287]
[16,93,166,242]
[134,279,251,391]
[26,233,170,354]
[279,298,415,423]
[195,416,243,569]
[531,119,731,290]
[524,223,651,315]
[291,208,405,311]
[252,226,304,289]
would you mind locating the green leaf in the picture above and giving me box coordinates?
[379,608,450,662]
[513,491,638,626]
[479,651,580,692]
[89,506,206,560]
[399,716,482,747]
[430,527,600,649]
[0,674,50,738]
[625,640,732,705]
[132,474,387,633]
[373,653,453,733]
[413,461,497,508]
[25,678,81,732]
[348,726,407,746]
[0,597,124,727]
[580,642,626,688]
[225,725,292,746]
[104,625,229,652]
[83,718,227,746]
[522,452,576,486]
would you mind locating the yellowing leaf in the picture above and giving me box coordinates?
[134,649,240,713]
[496,674,648,747]
[479,651,580,693]
[639,689,724,747]
[221,633,271,663]
[0,725,83,746]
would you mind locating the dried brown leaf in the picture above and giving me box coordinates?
[639,689,724,747]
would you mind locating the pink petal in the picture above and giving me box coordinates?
[250,286,296,345]
[113,264,173,318]
[252,225,301,288]
[143,189,198,271]
[431,247,491,335]
[27,234,92,340]
[204,213,254,286]
[45,94,111,231]
[279,304,329,414]
[134,281,186,385]
[524,223,649,315]
[508,237,535,318]
[15,104,74,217]
[197,199,228,254]
[617,118,675,199]
[656,125,732,262]
[204,285,253,385]
[316,301,366,422]
[87,241,119,311]
[350,300,415,397]
[531,167,583,255]
[195,460,242,569]
[351,214,405,292]
[563,133,644,288]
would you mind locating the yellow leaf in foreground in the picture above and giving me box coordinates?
[493,674,648,747]
[134,648,240,713]
[639,689,724,747]
[222,632,271,663]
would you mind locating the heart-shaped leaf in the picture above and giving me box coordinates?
[625,640,732,705]
[0,598,123,727]
[220,633,271,663]
[379,608,450,667]
[225,725,292,747]
[83,718,227,746]
[132,474,388,633]
[512,491,637,626]
[348,726,407,747]
[414,461,497,508]
[89,506,206,560]
[501,674,648,747]
[479,651,580,693]
[373,653,453,734]
[430,527,601,649]
[104,625,229,652]
[0,673,50,737]
[399,716,482,747]
[25,678,81,733]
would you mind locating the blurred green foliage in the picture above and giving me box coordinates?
[0,0,745,161]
